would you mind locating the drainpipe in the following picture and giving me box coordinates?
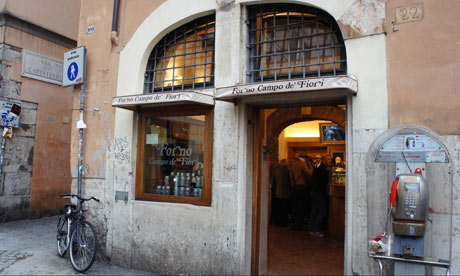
[111,0,119,45]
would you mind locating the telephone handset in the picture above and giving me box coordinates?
[390,170,429,237]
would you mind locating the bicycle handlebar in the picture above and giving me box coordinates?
[59,194,100,202]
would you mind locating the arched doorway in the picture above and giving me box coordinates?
[266,106,346,171]
[256,104,347,275]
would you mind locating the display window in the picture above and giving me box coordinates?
[136,106,213,206]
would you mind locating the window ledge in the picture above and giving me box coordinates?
[133,198,213,210]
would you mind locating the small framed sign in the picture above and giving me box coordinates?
[319,123,345,144]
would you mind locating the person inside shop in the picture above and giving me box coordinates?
[309,155,332,238]
[289,154,314,231]
[334,155,345,168]
[270,159,292,226]
[301,155,315,224]
[313,154,322,167]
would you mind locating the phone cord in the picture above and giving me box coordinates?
[384,207,392,237]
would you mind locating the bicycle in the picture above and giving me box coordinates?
[56,193,100,272]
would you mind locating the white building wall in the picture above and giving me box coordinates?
[109,0,395,274]
[347,34,389,274]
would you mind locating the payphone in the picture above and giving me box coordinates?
[391,173,429,238]
[366,126,452,276]
[390,171,429,257]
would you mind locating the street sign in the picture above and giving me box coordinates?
[62,46,86,87]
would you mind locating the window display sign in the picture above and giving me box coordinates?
[0,100,21,128]
[375,134,448,163]
[142,115,205,198]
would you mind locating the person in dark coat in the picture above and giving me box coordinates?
[289,155,314,231]
[270,159,291,226]
[309,155,332,237]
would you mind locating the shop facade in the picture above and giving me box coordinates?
[73,0,460,274]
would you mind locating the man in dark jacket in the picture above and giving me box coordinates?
[289,155,314,230]
[270,159,291,226]
[309,155,332,237]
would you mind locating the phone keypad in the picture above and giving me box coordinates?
[404,193,418,217]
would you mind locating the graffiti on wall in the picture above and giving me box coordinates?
[114,137,130,162]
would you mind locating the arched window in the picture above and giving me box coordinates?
[144,14,215,93]
[248,4,347,82]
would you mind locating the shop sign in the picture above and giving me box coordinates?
[215,76,358,100]
[112,91,214,109]
[21,50,63,85]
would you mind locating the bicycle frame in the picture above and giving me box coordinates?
[58,193,99,272]
[59,206,75,252]
[58,195,92,251]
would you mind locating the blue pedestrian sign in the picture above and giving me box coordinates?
[67,62,78,81]
[63,46,86,87]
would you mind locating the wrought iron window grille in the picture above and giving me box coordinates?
[144,14,215,93]
[248,4,347,83]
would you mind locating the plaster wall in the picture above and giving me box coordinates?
[345,33,389,274]
[0,0,81,40]
[3,27,69,60]
[386,0,460,135]
[118,0,167,49]
[23,78,73,217]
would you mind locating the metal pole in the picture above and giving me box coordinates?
[77,82,85,210]
[0,131,6,188]
[376,259,383,276]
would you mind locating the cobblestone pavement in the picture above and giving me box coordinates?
[0,216,151,275]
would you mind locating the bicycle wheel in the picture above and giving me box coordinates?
[69,220,98,272]
[56,213,68,257]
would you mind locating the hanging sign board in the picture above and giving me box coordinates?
[62,46,86,87]
[215,76,358,100]
[112,91,214,110]
[375,133,448,163]
[0,100,21,128]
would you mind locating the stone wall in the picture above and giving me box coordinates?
[0,44,37,222]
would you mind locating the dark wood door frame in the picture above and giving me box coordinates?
[251,108,262,275]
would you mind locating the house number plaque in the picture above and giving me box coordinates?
[395,4,423,24]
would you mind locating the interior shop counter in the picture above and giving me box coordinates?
[328,167,346,239]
